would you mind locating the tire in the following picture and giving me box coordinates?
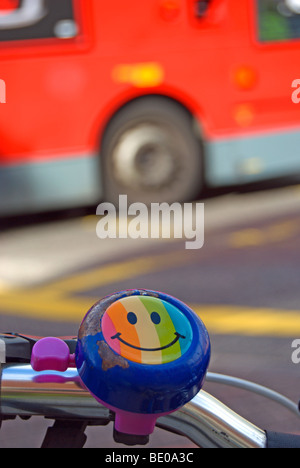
[101,97,204,206]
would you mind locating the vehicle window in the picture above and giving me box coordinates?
[0,0,78,42]
[194,0,211,17]
[257,0,300,42]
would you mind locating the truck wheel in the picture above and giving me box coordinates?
[101,97,204,206]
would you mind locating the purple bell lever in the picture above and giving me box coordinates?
[31,337,75,372]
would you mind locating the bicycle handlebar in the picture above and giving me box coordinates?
[0,362,267,448]
[1,360,300,448]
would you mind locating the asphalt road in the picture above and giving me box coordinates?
[0,181,300,448]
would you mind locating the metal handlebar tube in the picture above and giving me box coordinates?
[0,364,111,423]
[0,364,267,448]
[157,390,267,448]
[2,364,300,448]
[0,334,299,447]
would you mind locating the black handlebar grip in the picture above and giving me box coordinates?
[266,431,300,448]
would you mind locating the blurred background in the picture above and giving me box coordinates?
[1,0,300,448]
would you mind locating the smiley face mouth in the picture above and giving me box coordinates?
[111,331,185,352]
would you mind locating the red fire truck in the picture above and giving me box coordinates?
[0,0,300,215]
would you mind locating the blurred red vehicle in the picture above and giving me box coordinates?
[0,0,300,215]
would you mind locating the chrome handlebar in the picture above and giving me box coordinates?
[159,391,266,448]
[0,363,267,448]
[1,331,300,448]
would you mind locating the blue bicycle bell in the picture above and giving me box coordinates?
[75,289,211,442]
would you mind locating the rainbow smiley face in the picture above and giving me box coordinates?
[101,295,193,365]
[76,289,211,421]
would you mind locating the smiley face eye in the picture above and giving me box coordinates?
[127,312,137,325]
[151,311,161,325]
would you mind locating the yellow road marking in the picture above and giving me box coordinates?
[1,223,299,336]
[194,305,300,337]
[0,283,300,337]
[47,250,189,293]
[229,220,299,249]
[0,250,191,322]
[0,280,12,294]
[229,229,265,248]
[0,289,92,322]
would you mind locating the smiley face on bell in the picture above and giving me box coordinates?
[75,290,211,416]
[102,295,193,365]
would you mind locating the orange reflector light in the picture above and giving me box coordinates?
[233,104,255,127]
[160,0,181,21]
[233,66,258,90]
[113,63,164,88]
